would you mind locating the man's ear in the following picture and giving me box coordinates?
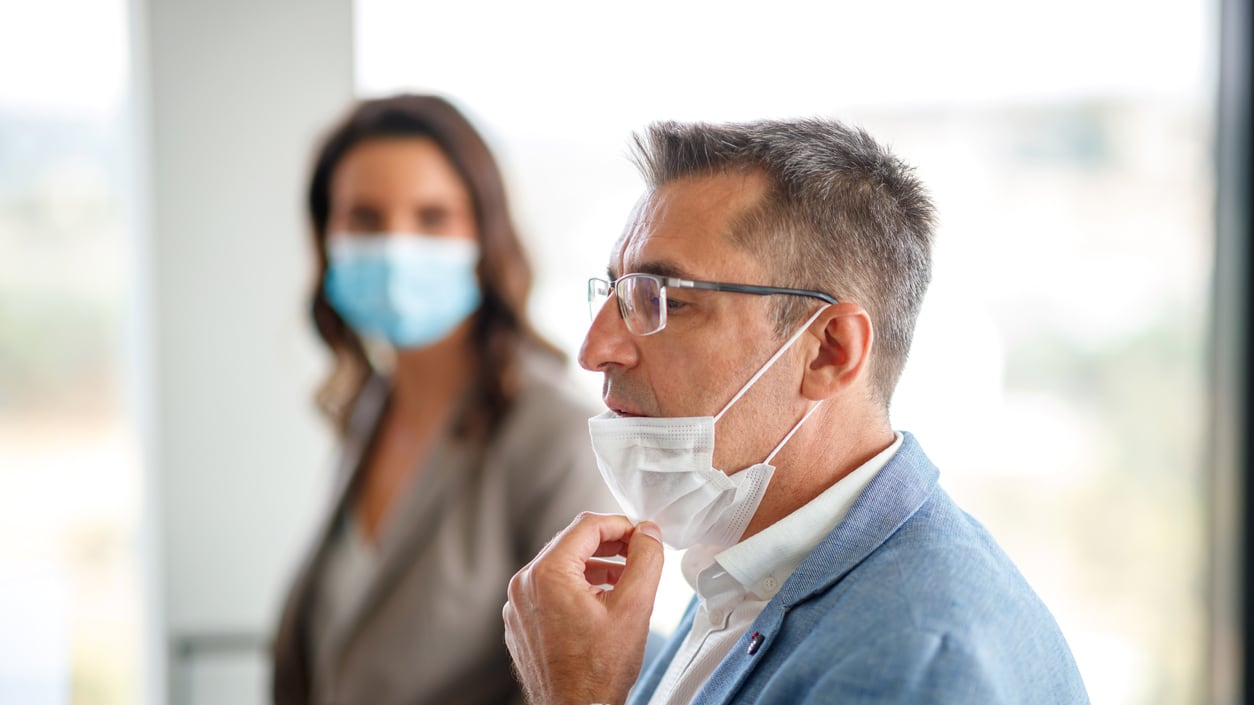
[800,303,874,401]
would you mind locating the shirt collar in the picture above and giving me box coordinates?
[683,432,904,602]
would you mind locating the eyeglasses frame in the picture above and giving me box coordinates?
[588,272,839,336]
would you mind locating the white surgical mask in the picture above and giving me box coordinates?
[588,305,829,549]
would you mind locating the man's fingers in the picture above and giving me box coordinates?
[547,512,637,565]
[584,558,626,587]
[605,521,665,612]
[592,540,629,558]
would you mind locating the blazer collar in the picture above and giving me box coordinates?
[775,431,938,608]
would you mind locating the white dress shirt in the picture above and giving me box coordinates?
[645,433,904,705]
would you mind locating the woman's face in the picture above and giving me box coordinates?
[327,137,478,241]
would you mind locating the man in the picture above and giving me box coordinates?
[503,119,1089,705]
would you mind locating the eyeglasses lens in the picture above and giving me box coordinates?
[587,276,665,335]
[588,278,611,321]
[620,276,663,335]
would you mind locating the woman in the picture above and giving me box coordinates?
[272,94,616,705]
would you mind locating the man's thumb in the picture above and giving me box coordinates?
[607,521,665,611]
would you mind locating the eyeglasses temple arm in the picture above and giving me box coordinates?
[664,277,838,305]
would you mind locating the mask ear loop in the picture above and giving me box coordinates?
[764,400,823,465]
[713,304,832,423]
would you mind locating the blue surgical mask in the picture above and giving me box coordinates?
[324,233,482,348]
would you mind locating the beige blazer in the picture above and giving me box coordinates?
[272,350,618,705]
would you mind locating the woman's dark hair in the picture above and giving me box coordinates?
[308,94,560,437]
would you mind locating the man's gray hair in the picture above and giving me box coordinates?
[630,119,936,406]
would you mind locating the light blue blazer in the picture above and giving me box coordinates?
[629,433,1090,705]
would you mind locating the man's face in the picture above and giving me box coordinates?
[579,171,812,473]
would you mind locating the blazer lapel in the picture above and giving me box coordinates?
[274,374,391,700]
[322,405,483,672]
[693,432,940,705]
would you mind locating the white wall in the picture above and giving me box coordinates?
[137,0,353,701]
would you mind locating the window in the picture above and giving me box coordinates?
[0,1,146,703]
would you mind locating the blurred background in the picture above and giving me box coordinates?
[0,0,1247,703]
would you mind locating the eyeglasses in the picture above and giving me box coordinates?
[587,273,838,336]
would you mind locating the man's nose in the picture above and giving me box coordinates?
[578,293,640,372]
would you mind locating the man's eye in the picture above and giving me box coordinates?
[665,297,688,311]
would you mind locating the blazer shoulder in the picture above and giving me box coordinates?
[770,491,1088,703]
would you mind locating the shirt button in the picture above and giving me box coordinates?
[762,576,778,592]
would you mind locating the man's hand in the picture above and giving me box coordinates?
[503,513,665,705]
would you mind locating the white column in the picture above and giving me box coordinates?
[134,0,353,702]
